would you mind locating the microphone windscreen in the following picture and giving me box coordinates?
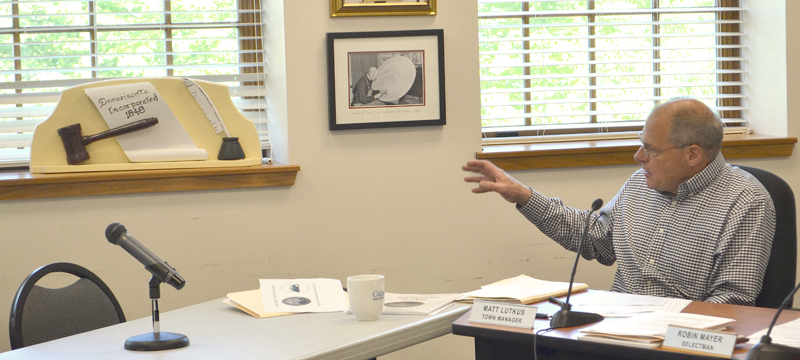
[591,198,604,211]
[105,223,127,244]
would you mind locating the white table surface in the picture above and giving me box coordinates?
[0,298,470,360]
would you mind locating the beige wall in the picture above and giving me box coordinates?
[0,1,797,358]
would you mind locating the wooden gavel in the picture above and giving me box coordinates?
[57,117,159,165]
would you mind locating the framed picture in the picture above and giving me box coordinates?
[327,29,445,131]
[330,0,436,17]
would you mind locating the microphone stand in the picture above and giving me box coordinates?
[745,281,800,360]
[124,276,190,351]
[550,199,605,329]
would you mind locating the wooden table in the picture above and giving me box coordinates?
[452,291,800,360]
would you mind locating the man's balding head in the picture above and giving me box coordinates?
[649,98,724,161]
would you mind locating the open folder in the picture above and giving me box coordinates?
[457,274,588,304]
[223,289,292,319]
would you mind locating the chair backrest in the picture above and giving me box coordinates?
[736,165,797,309]
[9,262,126,349]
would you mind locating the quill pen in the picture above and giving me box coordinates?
[182,78,231,137]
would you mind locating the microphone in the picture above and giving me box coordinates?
[105,223,186,290]
[550,198,605,329]
[745,281,800,360]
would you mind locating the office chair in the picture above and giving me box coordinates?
[9,262,126,349]
[737,165,797,309]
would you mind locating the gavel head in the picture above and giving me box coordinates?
[57,123,90,165]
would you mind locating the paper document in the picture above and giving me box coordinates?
[748,318,800,347]
[458,275,588,304]
[224,289,291,319]
[581,310,735,340]
[344,293,461,316]
[577,334,662,349]
[260,278,348,313]
[84,82,208,162]
[382,293,461,315]
[570,291,692,317]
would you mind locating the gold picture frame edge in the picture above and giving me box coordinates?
[330,0,437,17]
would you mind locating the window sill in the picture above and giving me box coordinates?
[477,134,797,170]
[0,163,300,200]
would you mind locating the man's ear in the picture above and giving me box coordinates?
[685,144,706,167]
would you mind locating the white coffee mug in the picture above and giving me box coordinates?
[347,275,385,321]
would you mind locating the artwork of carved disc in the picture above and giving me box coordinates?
[373,56,416,102]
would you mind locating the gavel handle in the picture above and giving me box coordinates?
[82,117,159,145]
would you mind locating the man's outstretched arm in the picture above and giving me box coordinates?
[462,160,532,206]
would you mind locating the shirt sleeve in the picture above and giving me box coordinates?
[704,189,775,306]
[517,188,617,266]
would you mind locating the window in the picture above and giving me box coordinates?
[0,0,267,168]
[478,0,745,145]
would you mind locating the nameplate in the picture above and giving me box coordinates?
[662,325,737,358]
[468,300,537,329]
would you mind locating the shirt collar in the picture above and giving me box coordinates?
[674,152,725,198]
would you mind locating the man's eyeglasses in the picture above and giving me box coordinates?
[638,133,689,159]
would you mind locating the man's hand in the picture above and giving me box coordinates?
[462,160,533,206]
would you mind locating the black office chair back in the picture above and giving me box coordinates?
[737,165,797,309]
[9,262,126,349]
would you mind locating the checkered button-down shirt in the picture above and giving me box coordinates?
[518,154,775,306]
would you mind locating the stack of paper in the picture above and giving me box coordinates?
[458,275,588,305]
[259,278,349,313]
[224,278,348,319]
[570,291,692,317]
[224,289,292,319]
[578,311,735,349]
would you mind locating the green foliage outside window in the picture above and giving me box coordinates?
[479,0,724,129]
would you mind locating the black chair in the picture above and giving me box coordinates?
[737,165,797,309]
[9,262,126,349]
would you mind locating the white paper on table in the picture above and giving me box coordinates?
[463,275,586,302]
[345,293,462,316]
[570,291,691,317]
[84,82,208,162]
[581,311,734,338]
[259,278,348,313]
[748,318,800,347]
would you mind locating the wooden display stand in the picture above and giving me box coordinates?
[30,77,262,173]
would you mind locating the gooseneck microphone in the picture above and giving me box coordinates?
[550,198,605,329]
[745,281,800,360]
[105,223,185,290]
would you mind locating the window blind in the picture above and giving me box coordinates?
[478,0,746,146]
[0,0,267,167]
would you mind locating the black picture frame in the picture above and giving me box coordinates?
[326,29,445,131]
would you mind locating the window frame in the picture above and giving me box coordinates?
[478,0,746,142]
[0,0,269,168]
[0,0,297,201]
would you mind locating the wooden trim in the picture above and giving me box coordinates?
[477,134,797,170]
[0,163,299,200]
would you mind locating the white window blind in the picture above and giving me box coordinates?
[478,0,746,146]
[0,0,268,168]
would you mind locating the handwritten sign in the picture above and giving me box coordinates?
[84,82,208,162]
[662,325,737,358]
[468,300,537,329]
[92,87,158,120]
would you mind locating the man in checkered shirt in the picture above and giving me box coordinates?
[463,98,775,306]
